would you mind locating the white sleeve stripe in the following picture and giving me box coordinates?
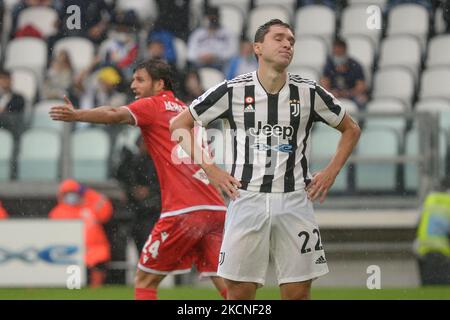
[122,106,138,127]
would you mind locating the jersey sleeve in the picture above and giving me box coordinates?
[188,81,229,126]
[313,84,346,128]
[124,98,157,127]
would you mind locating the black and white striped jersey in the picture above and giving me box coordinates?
[189,71,346,193]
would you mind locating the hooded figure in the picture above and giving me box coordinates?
[49,179,113,287]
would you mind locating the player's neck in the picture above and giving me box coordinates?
[256,64,287,95]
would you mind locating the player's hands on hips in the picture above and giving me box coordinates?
[203,164,242,200]
[49,96,77,122]
[306,167,338,203]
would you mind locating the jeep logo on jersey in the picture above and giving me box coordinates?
[248,122,294,140]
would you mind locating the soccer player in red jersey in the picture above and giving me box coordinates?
[49,59,228,300]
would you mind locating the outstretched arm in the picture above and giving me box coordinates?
[306,114,361,203]
[170,109,241,200]
[49,96,134,125]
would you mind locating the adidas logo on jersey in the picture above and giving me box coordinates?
[244,104,255,112]
[315,255,327,264]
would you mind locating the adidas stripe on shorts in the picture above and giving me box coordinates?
[217,189,329,286]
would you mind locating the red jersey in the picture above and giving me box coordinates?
[125,90,226,218]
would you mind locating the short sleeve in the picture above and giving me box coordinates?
[189,81,229,126]
[124,98,157,127]
[313,84,346,128]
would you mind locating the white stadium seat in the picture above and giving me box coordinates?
[372,67,415,109]
[295,5,335,49]
[365,98,408,133]
[434,7,446,35]
[247,5,291,41]
[355,128,400,191]
[31,100,65,132]
[346,0,387,9]
[426,35,450,68]
[0,129,13,181]
[10,68,37,105]
[386,4,429,49]
[378,35,422,81]
[415,99,450,129]
[53,37,95,73]
[198,68,226,90]
[116,0,158,23]
[173,37,188,71]
[17,128,61,181]
[311,123,349,191]
[4,38,47,79]
[338,98,360,115]
[253,0,296,12]
[218,4,244,36]
[72,128,111,181]
[340,4,382,48]
[291,36,327,74]
[419,67,450,101]
[17,6,58,37]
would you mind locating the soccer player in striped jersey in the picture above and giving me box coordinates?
[170,19,361,300]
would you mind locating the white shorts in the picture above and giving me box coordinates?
[218,189,329,286]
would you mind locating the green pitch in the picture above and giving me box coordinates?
[0,286,449,300]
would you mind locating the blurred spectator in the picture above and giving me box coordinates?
[0,201,8,219]
[53,0,113,44]
[187,6,238,70]
[42,50,74,100]
[115,136,161,252]
[49,179,113,287]
[155,0,191,41]
[97,10,140,80]
[78,66,127,110]
[444,0,450,33]
[385,0,433,12]
[180,68,204,105]
[414,180,450,285]
[225,38,258,80]
[297,0,337,9]
[146,28,177,69]
[0,69,26,136]
[10,0,53,39]
[320,38,368,110]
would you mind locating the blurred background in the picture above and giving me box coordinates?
[0,0,449,295]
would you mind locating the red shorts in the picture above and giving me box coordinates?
[137,210,225,276]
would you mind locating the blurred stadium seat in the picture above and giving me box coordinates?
[311,124,349,191]
[355,128,400,191]
[291,36,327,74]
[17,128,61,181]
[30,100,65,132]
[378,35,422,82]
[53,37,95,73]
[17,6,58,37]
[246,5,291,40]
[340,4,382,48]
[0,129,13,181]
[372,67,415,109]
[426,35,450,68]
[386,3,429,49]
[71,128,111,181]
[198,67,226,90]
[419,67,450,101]
[344,34,375,87]
[295,5,335,49]
[4,38,47,80]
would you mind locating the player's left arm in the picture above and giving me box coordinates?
[307,113,361,203]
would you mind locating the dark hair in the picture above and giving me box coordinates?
[254,19,294,43]
[333,37,347,50]
[134,59,173,91]
[0,69,11,77]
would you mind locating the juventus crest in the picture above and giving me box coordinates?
[290,99,300,117]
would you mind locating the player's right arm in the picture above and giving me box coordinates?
[49,96,135,125]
